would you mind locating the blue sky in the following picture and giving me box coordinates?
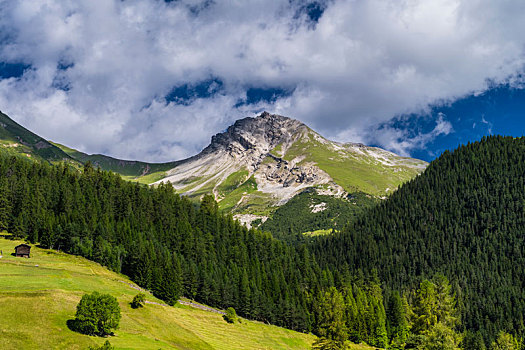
[373,83,525,162]
[0,0,524,162]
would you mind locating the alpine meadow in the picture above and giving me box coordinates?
[2,1,525,349]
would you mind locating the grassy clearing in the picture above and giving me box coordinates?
[218,176,258,212]
[302,229,334,236]
[0,237,316,350]
[121,171,168,185]
[230,191,278,216]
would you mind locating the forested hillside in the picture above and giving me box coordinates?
[0,156,325,331]
[312,135,525,344]
[260,190,377,241]
[0,152,427,349]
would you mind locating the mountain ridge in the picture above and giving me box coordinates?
[0,109,427,228]
[0,111,76,164]
[154,111,427,225]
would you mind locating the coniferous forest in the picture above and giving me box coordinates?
[312,135,525,346]
[1,135,525,348]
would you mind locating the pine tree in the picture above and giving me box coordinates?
[411,280,438,335]
[315,287,348,342]
[386,291,408,348]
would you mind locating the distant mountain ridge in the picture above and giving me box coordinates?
[52,141,180,183]
[0,111,74,164]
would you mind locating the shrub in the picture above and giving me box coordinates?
[223,307,239,324]
[131,293,146,309]
[74,292,121,336]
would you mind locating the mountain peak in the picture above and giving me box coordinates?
[204,112,305,155]
[156,112,427,227]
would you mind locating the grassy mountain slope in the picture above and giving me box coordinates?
[0,237,319,350]
[156,114,427,225]
[279,128,426,196]
[52,142,179,184]
[0,111,77,165]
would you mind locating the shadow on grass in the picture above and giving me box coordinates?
[66,319,82,333]
[66,319,115,337]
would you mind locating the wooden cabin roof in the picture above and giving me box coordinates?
[15,244,31,249]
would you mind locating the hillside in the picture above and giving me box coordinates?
[311,135,525,344]
[259,190,378,240]
[0,237,319,349]
[0,152,336,335]
[0,111,76,165]
[0,111,177,183]
[52,142,180,184]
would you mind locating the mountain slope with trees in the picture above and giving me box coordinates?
[312,135,525,345]
[260,189,378,241]
[0,110,426,233]
[0,154,327,331]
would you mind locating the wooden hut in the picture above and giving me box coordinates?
[14,244,31,258]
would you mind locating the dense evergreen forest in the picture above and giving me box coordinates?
[2,135,524,348]
[311,135,525,346]
[260,190,377,241]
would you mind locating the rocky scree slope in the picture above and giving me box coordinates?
[155,112,427,225]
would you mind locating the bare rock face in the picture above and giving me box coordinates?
[156,112,340,206]
[204,112,303,156]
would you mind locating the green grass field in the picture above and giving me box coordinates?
[0,237,317,350]
[0,237,376,350]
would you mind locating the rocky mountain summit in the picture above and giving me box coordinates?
[155,112,427,225]
[203,112,303,157]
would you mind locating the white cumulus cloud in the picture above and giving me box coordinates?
[0,0,523,161]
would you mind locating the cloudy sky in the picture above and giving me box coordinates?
[0,0,524,162]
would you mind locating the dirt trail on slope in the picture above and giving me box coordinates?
[119,280,225,314]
